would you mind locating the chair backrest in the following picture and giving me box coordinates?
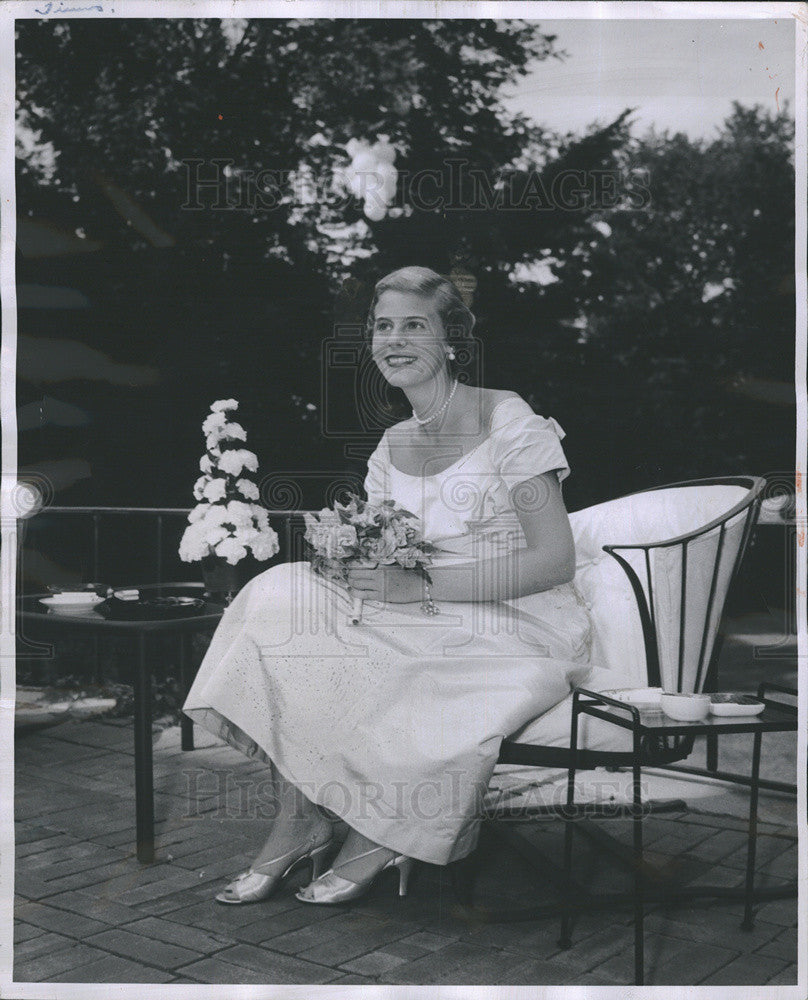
[569,477,764,691]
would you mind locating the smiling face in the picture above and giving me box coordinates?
[370,289,449,388]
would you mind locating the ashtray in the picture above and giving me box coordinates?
[709,693,765,717]
[94,595,207,620]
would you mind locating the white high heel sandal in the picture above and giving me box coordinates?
[216,835,333,905]
[295,845,414,905]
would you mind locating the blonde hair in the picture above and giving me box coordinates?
[365,266,476,345]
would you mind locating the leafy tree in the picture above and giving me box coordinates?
[16,18,632,508]
[16,19,559,268]
[539,103,796,494]
[15,21,794,519]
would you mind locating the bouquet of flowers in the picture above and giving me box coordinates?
[178,399,279,567]
[304,493,436,624]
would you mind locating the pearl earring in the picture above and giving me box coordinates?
[447,350,456,360]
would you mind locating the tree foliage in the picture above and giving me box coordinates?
[15,20,795,513]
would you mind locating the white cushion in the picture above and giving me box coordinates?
[568,484,751,689]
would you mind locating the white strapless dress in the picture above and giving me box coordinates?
[183,396,593,865]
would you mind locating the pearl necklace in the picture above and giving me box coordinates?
[412,378,459,426]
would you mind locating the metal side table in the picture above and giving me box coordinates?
[17,584,224,862]
[560,682,797,986]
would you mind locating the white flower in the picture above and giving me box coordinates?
[202,478,228,502]
[325,524,358,560]
[211,398,239,412]
[364,524,400,562]
[188,504,206,523]
[591,220,612,238]
[205,524,231,546]
[225,499,256,526]
[199,455,213,474]
[215,536,248,565]
[202,505,231,527]
[202,412,228,436]
[217,449,259,476]
[193,476,208,501]
[236,478,260,500]
[353,504,380,528]
[178,522,212,562]
[206,422,247,449]
[220,421,247,441]
[233,525,259,545]
[250,528,280,561]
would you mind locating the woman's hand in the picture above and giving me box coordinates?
[345,564,424,604]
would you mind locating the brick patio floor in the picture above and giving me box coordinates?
[14,710,798,986]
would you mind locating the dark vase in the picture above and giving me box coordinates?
[200,553,265,605]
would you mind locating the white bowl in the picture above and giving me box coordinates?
[39,594,103,615]
[660,692,710,722]
[607,687,663,707]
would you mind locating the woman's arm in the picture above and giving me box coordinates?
[345,472,576,604]
[427,472,576,602]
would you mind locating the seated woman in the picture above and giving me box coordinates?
[183,265,593,905]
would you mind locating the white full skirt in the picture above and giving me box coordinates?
[183,560,593,865]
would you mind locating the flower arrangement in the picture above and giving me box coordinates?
[304,493,436,623]
[178,399,279,568]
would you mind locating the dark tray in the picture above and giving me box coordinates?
[94,595,208,621]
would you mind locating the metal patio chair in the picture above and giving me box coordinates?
[450,476,796,980]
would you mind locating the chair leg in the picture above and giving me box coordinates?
[632,748,645,986]
[558,698,580,949]
[741,730,763,931]
[706,732,719,772]
[558,812,575,947]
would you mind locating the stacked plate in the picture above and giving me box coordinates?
[39,592,104,616]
